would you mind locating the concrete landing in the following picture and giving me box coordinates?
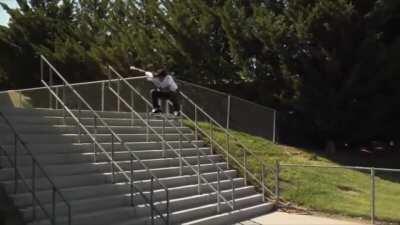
[237,212,367,225]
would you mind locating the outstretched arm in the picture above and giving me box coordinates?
[130,66,154,80]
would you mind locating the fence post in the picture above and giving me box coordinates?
[227,133,230,169]
[371,168,375,225]
[261,164,266,202]
[243,150,247,186]
[226,95,231,129]
[273,110,277,144]
[275,161,280,204]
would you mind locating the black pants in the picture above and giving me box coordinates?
[151,89,181,112]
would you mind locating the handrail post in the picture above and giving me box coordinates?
[14,134,18,194]
[261,164,266,202]
[117,79,121,112]
[101,81,105,112]
[93,116,97,162]
[162,117,166,140]
[40,57,44,81]
[197,145,201,194]
[275,161,280,204]
[226,132,230,169]
[231,177,235,209]
[180,104,183,127]
[130,156,134,206]
[371,168,375,225]
[243,150,247,186]
[32,159,36,221]
[78,102,82,143]
[63,84,66,123]
[55,87,59,109]
[179,133,183,176]
[146,105,149,142]
[210,121,214,154]
[49,68,53,109]
[130,90,134,126]
[194,105,198,141]
[150,176,154,225]
[111,134,115,183]
[217,169,221,213]
[162,113,166,158]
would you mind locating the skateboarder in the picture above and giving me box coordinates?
[143,69,181,116]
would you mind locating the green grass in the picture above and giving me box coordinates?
[188,121,400,223]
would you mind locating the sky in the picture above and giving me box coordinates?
[0,0,17,26]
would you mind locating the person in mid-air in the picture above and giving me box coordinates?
[141,68,181,116]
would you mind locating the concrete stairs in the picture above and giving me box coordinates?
[0,108,274,225]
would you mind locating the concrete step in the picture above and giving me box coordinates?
[12,171,239,207]
[0,133,196,145]
[0,140,206,155]
[115,194,266,225]
[3,167,235,195]
[183,203,275,225]
[0,124,192,135]
[1,116,181,127]
[30,191,262,225]
[0,157,222,182]
[0,107,274,225]
[22,181,253,222]
[0,151,222,170]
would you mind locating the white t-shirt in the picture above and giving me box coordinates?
[147,75,178,92]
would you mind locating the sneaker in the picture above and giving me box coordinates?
[173,111,181,117]
[151,108,162,114]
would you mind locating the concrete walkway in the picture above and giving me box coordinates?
[237,212,367,225]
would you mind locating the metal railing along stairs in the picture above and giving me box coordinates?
[108,66,276,203]
[107,66,237,212]
[0,111,72,225]
[40,55,170,224]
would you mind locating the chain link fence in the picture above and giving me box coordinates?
[276,163,400,224]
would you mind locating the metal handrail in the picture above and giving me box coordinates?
[109,66,274,200]
[178,91,275,198]
[107,66,234,211]
[0,111,72,225]
[40,56,170,224]
[108,67,234,181]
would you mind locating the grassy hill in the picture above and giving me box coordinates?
[192,122,400,224]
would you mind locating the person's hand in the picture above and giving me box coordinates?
[145,71,154,78]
